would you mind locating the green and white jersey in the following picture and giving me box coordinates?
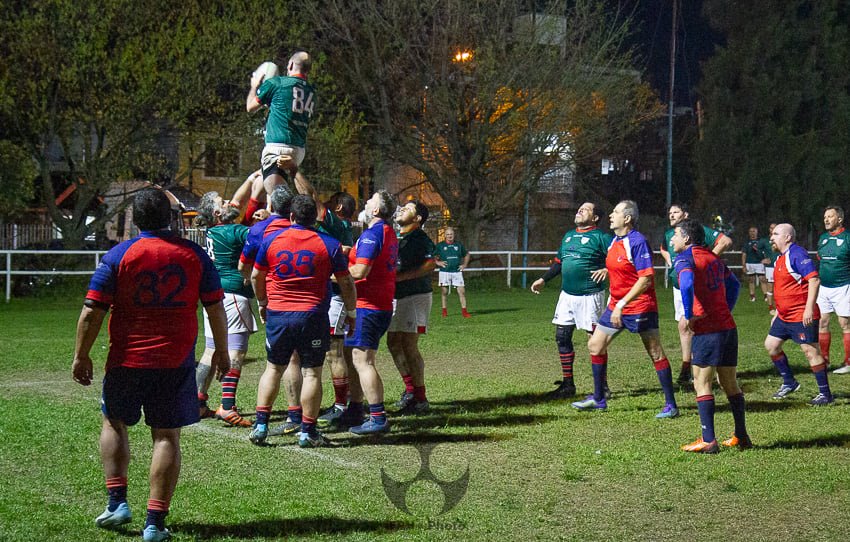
[317,208,353,246]
[256,75,316,146]
[663,225,724,288]
[436,241,467,272]
[817,228,850,287]
[557,227,612,296]
[204,223,253,298]
[742,238,770,264]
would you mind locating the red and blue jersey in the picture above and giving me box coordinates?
[606,229,657,314]
[85,231,223,370]
[254,225,349,312]
[239,214,292,267]
[674,245,738,334]
[774,243,819,322]
[349,219,398,310]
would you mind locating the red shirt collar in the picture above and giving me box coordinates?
[830,227,845,236]
[576,226,597,233]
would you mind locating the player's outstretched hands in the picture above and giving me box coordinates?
[211,350,231,382]
[590,268,608,283]
[530,278,545,294]
[72,354,93,386]
[252,209,270,222]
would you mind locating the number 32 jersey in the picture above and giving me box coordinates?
[86,231,224,370]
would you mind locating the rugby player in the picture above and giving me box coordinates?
[435,227,471,318]
[816,206,850,374]
[764,223,779,314]
[741,226,771,302]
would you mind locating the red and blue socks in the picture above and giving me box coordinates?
[812,363,832,397]
[220,369,241,411]
[696,394,715,443]
[106,476,127,512]
[255,405,271,428]
[654,358,677,406]
[369,403,386,424]
[145,498,168,531]
[771,352,797,387]
[287,406,303,425]
[301,415,317,437]
[591,354,608,402]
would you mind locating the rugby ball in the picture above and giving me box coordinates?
[253,61,279,82]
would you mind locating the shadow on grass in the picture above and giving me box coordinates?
[173,515,412,539]
[456,307,517,315]
[390,412,555,431]
[762,433,850,449]
[434,391,559,412]
[334,431,509,447]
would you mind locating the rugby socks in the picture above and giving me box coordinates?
[462,307,471,318]
[220,369,241,411]
[441,308,448,317]
[402,375,415,395]
[301,415,317,437]
[413,385,427,402]
[696,394,716,443]
[197,392,209,409]
[680,360,692,373]
[560,352,575,380]
[591,354,608,402]
[105,476,128,512]
[771,352,797,386]
[843,333,850,366]
[727,393,748,439]
[556,325,575,381]
[369,403,387,425]
[811,363,832,396]
[255,405,271,427]
[145,499,168,531]
[819,333,831,364]
[287,406,303,425]
[653,358,677,406]
[332,377,349,408]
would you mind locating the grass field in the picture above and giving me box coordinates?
[2,279,850,541]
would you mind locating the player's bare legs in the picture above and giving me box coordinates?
[686,366,750,451]
[457,285,468,311]
[100,417,130,484]
[350,347,389,433]
[318,338,350,426]
[147,428,181,532]
[677,317,694,385]
[440,286,449,313]
[298,365,326,444]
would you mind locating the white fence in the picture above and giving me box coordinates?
[0,248,766,302]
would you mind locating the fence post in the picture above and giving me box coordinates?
[5,252,11,303]
[507,252,512,288]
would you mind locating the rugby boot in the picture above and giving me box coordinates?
[215,405,252,427]
[95,502,132,529]
[809,392,835,406]
[772,382,800,400]
[721,435,753,449]
[681,438,719,454]
[547,380,577,399]
[571,396,607,411]
[655,403,680,419]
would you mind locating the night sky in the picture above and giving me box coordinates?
[623,0,720,106]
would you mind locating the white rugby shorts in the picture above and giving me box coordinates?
[438,271,465,287]
[765,266,775,283]
[817,284,850,317]
[745,263,766,275]
[203,292,258,338]
[551,290,605,332]
[261,143,305,173]
[388,293,432,334]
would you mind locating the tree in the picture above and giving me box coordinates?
[696,0,850,239]
[305,0,662,248]
[0,0,359,247]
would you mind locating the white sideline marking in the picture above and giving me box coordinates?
[189,422,364,470]
[10,380,71,388]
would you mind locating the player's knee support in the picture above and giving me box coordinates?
[555,325,575,354]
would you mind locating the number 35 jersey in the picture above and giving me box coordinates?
[86,231,224,370]
[254,225,350,313]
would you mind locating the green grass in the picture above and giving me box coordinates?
[2,281,850,541]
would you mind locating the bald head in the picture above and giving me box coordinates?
[770,223,795,252]
[288,51,311,76]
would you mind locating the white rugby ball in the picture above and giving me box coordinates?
[253,61,279,82]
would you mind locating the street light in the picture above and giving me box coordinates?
[453,50,473,63]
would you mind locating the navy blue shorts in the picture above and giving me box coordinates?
[265,310,329,368]
[344,308,393,350]
[769,317,819,344]
[597,309,659,335]
[101,365,198,429]
[692,328,738,367]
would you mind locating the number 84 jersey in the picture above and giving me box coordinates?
[85,231,224,370]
